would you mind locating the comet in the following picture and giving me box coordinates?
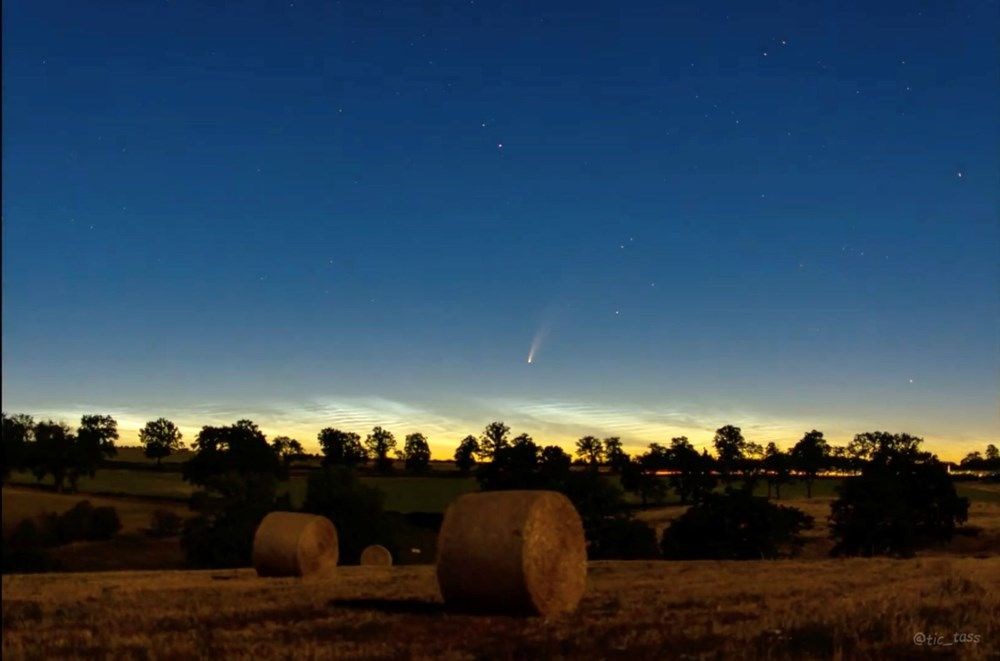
[526,324,549,365]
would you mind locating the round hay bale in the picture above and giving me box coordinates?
[252,511,338,578]
[360,544,393,567]
[436,490,587,616]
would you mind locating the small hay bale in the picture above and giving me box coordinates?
[436,490,587,615]
[252,511,338,578]
[360,544,393,567]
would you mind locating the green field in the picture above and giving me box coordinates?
[7,470,478,513]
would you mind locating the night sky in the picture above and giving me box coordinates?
[3,1,997,458]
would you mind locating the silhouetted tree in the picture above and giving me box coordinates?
[301,467,388,564]
[620,455,666,507]
[661,490,813,559]
[318,428,367,467]
[830,434,969,557]
[575,435,604,467]
[70,414,119,490]
[848,430,923,465]
[365,426,397,473]
[602,436,629,472]
[477,421,510,460]
[401,432,431,473]
[30,421,77,492]
[25,415,118,491]
[667,437,716,504]
[270,436,303,467]
[183,420,284,487]
[508,433,540,469]
[1,413,34,485]
[961,451,983,466]
[739,441,766,491]
[453,435,478,474]
[477,433,540,489]
[139,418,184,467]
[712,425,746,485]
[180,420,286,568]
[987,444,1000,461]
[538,445,572,482]
[763,442,792,499]
[828,445,851,473]
[642,442,670,471]
[790,430,829,498]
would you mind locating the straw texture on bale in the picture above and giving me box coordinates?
[436,490,587,615]
[360,544,393,567]
[252,512,338,578]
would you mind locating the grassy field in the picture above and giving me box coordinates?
[3,558,997,658]
[1,487,187,536]
[7,470,479,513]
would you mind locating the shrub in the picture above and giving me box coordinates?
[86,507,122,540]
[587,516,659,559]
[38,501,123,544]
[148,509,183,538]
[830,454,969,557]
[56,501,96,543]
[661,491,813,559]
[1,520,57,574]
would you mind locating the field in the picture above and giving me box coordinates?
[6,470,478,513]
[5,473,999,572]
[4,470,999,656]
[3,558,998,658]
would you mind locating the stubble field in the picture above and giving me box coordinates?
[3,557,998,659]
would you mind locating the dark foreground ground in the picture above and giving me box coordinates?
[3,557,998,659]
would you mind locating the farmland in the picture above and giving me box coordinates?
[5,469,478,512]
[3,557,998,658]
[4,464,999,656]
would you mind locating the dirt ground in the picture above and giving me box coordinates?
[4,557,998,659]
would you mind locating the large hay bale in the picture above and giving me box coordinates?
[252,512,338,578]
[360,544,393,566]
[436,490,587,615]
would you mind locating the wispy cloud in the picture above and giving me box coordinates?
[6,395,985,460]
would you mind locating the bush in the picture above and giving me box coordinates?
[33,501,123,545]
[301,467,388,564]
[830,455,969,557]
[56,501,96,543]
[587,516,659,559]
[148,509,183,538]
[86,507,122,540]
[661,491,813,559]
[1,520,58,574]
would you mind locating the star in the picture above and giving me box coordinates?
[956,170,964,178]
[497,143,503,150]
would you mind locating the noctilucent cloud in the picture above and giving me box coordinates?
[3,1,997,458]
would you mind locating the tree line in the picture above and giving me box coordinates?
[4,412,997,494]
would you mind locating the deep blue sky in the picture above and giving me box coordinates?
[3,1,997,457]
